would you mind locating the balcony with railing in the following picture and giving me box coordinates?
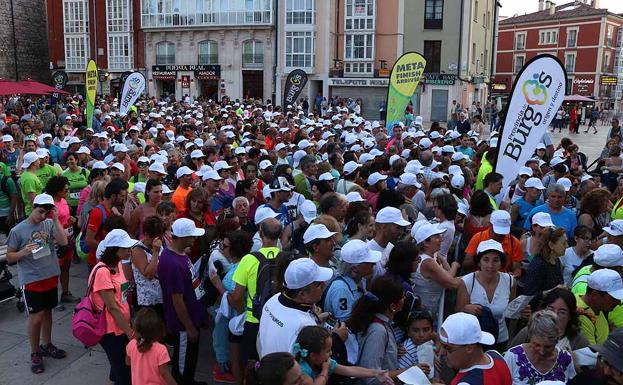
[141,1,273,28]
[156,55,175,65]
[199,54,218,65]
[243,54,264,69]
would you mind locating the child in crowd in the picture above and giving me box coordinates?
[125,308,177,385]
[294,326,393,385]
[398,310,438,379]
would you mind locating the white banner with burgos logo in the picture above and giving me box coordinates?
[495,54,567,189]
[119,72,146,116]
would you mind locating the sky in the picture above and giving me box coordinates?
[499,0,623,17]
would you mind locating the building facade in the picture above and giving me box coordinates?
[493,0,623,111]
[403,0,498,122]
[141,0,275,101]
[275,0,404,120]
[47,0,145,95]
[0,0,50,82]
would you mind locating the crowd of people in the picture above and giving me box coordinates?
[1,92,623,385]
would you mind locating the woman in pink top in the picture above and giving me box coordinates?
[128,179,163,239]
[77,167,107,215]
[126,308,177,385]
[89,229,138,385]
[45,176,79,304]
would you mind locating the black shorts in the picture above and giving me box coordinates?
[240,321,259,363]
[24,287,58,314]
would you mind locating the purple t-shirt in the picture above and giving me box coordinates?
[157,247,206,332]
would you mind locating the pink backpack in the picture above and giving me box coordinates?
[72,264,109,347]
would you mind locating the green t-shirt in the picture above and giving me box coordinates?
[0,175,17,216]
[35,163,60,190]
[0,162,10,177]
[232,247,280,324]
[576,294,610,344]
[63,167,89,207]
[572,265,623,328]
[20,170,43,216]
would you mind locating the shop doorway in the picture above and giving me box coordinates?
[431,89,449,122]
[243,70,263,100]
[160,80,176,97]
[200,80,219,101]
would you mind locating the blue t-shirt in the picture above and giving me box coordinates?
[513,197,542,227]
[259,203,292,226]
[523,204,577,239]
[299,358,337,379]
[157,247,207,332]
[455,145,475,158]
[323,275,363,321]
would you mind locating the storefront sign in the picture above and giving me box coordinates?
[152,71,176,80]
[492,83,507,90]
[573,78,594,85]
[152,65,220,72]
[422,73,456,85]
[328,78,389,87]
[601,76,618,85]
[181,75,190,88]
[195,69,220,81]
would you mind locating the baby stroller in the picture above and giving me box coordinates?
[0,251,25,312]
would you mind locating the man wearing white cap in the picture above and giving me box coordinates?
[439,312,511,384]
[524,183,577,240]
[577,269,623,344]
[335,160,360,195]
[7,193,69,373]
[157,218,207,385]
[171,166,194,213]
[323,239,381,321]
[258,258,334,357]
[20,151,43,216]
[303,224,338,268]
[369,207,410,278]
[293,154,317,200]
[92,132,113,161]
[511,177,544,233]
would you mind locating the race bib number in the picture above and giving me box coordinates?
[120,281,130,304]
[69,192,80,200]
[64,227,74,237]
[193,277,205,300]
[32,245,51,260]
[9,165,15,172]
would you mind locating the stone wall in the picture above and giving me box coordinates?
[0,0,50,82]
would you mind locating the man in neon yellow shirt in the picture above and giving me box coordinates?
[19,152,43,216]
[576,269,623,344]
[475,149,495,190]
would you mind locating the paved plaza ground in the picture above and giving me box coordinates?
[0,123,613,385]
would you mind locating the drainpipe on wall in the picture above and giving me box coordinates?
[458,0,464,105]
[273,0,279,104]
[489,1,500,103]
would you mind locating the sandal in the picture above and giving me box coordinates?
[31,352,44,374]
[40,343,67,359]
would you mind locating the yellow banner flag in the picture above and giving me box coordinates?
[85,60,98,129]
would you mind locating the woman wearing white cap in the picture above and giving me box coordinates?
[89,229,138,385]
[62,151,89,213]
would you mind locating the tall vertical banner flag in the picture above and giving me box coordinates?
[282,69,308,109]
[386,52,426,136]
[119,72,146,116]
[51,70,68,99]
[494,54,567,189]
[85,60,98,129]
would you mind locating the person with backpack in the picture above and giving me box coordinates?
[258,257,334,358]
[157,218,208,385]
[229,212,283,364]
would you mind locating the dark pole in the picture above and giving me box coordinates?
[9,0,19,80]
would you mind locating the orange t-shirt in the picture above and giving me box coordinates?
[89,262,131,336]
[126,339,170,385]
[171,185,192,213]
[464,228,523,272]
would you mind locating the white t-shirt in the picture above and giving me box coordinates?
[560,247,591,286]
[437,220,455,259]
[258,293,317,358]
[368,239,393,279]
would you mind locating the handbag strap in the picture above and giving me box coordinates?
[87,264,111,297]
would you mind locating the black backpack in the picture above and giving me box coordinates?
[250,250,280,320]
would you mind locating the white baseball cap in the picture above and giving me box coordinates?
[214,160,232,172]
[102,229,138,249]
[341,239,382,264]
[490,210,511,235]
[550,157,565,167]
[346,191,365,203]
[587,269,623,300]
[148,162,167,175]
[451,174,465,189]
[399,173,422,188]
[284,258,334,290]
[202,170,223,181]
[376,207,410,226]
[319,172,335,181]
[92,161,108,170]
[451,152,465,162]
[594,244,623,267]
[269,176,293,192]
[476,239,505,255]
[259,160,273,170]
[303,224,337,244]
[343,161,361,175]
[133,182,146,193]
[525,177,545,190]
[519,166,533,176]
[2,134,13,142]
[367,172,387,186]
[448,165,464,176]
[440,312,496,346]
[298,139,311,150]
[275,143,287,152]
[172,218,205,237]
[191,149,205,159]
[114,143,129,153]
[111,162,125,172]
[22,152,39,169]
[557,177,572,192]
[33,193,55,206]
[603,220,623,237]
[414,223,446,244]
[35,148,49,159]
[254,206,280,225]
[532,212,555,227]
[175,166,193,179]
[300,200,317,224]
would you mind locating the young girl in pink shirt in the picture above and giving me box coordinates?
[126,308,177,385]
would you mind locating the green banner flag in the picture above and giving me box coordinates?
[85,60,98,129]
